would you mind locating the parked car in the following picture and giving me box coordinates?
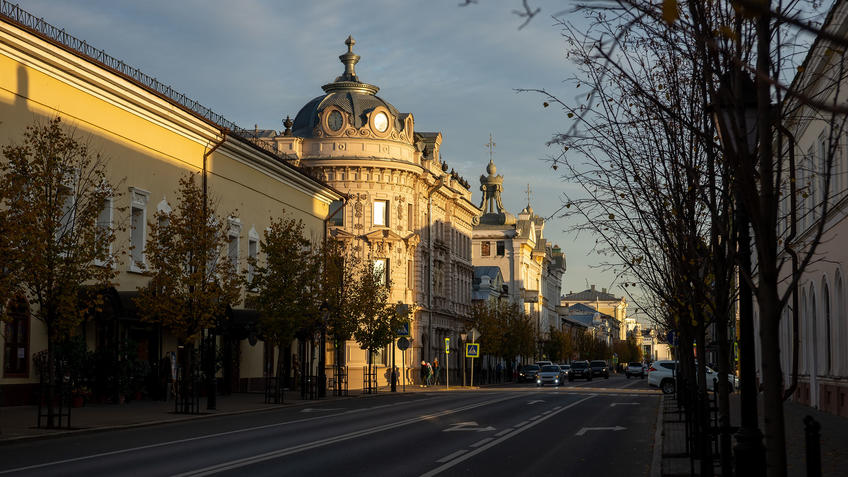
[648,360,738,394]
[537,365,563,386]
[535,360,553,368]
[559,364,571,380]
[626,362,645,379]
[568,360,592,381]
[518,364,541,382]
[590,360,610,379]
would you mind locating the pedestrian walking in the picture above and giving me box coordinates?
[433,358,441,385]
[426,361,434,386]
[420,360,428,387]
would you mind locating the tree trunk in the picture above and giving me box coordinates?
[759,282,788,476]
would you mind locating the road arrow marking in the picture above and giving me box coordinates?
[610,402,640,407]
[527,400,545,405]
[575,426,627,436]
[300,408,345,413]
[443,421,496,433]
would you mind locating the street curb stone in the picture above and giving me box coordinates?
[650,394,664,477]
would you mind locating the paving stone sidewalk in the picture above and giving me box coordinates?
[655,390,848,476]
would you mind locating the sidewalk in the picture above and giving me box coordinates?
[0,386,415,444]
[654,390,848,476]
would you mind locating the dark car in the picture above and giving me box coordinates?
[590,360,610,379]
[518,364,540,382]
[568,360,592,381]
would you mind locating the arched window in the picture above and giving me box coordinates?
[800,289,808,374]
[810,285,818,378]
[823,280,832,375]
[836,270,845,376]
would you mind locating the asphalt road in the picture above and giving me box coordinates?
[0,375,660,477]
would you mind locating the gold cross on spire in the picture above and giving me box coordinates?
[485,133,496,162]
[525,183,532,206]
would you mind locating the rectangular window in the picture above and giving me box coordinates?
[3,302,28,377]
[374,258,389,287]
[227,219,241,270]
[329,200,344,226]
[129,188,149,272]
[373,200,388,226]
[497,241,505,256]
[481,241,490,257]
[248,238,258,285]
[407,260,414,289]
[407,204,413,230]
[94,198,112,264]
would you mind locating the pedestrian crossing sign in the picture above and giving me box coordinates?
[445,337,450,354]
[465,343,480,358]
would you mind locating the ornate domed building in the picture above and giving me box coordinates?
[255,37,479,388]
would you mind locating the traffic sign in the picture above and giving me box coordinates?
[445,337,451,354]
[466,343,480,358]
[397,337,410,351]
[397,321,410,337]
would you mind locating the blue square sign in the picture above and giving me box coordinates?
[465,343,480,358]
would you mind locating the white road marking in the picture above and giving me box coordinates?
[0,394,455,475]
[470,437,494,448]
[610,402,639,407]
[553,406,562,410]
[528,415,540,421]
[443,421,495,433]
[300,408,345,413]
[172,394,520,477]
[436,450,468,463]
[575,426,627,436]
[494,428,512,437]
[419,395,595,477]
[621,379,642,388]
[541,410,552,415]
[527,400,545,404]
[515,420,528,427]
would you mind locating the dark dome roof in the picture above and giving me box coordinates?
[291,36,404,138]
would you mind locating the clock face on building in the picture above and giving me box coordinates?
[373,111,389,132]
[328,110,343,131]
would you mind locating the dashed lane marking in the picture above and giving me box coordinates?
[436,450,468,463]
[420,395,596,477]
[528,415,540,421]
[494,429,512,437]
[470,437,494,448]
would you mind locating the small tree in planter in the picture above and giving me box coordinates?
[135,173,241,413]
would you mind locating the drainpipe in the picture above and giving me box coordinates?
[776,124,799,401]
[201,128,227,411]
[322,194,347,399]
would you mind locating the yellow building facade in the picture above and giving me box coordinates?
[254,38,479,388]
[0,8,341,404]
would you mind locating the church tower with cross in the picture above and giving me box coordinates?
[471,136,567,348]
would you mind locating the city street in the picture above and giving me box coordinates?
[0,376,659,477]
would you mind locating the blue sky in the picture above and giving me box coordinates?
[23,0,624,300]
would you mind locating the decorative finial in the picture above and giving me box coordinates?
[283,115,293,136]
[485,133,496,163]
[337,35,361,82]
[525,183,532,206]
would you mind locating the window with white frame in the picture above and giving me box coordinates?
[373,200,388,226]
[94,198,112,265]
[228,219,241,270]
[248,227,258,286]
[129,187,149,272]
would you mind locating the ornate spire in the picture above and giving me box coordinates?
[322,36,379,95]
[336,35,360,82]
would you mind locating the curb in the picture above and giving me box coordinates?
[650,394,665,477]
[0,390,409,446]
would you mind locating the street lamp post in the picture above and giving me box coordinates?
[460,331,467,386]
[319,302,329,399]
[712,72,766,477]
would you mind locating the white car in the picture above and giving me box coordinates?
[648,360,738,394]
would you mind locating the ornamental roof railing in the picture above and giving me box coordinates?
[0,1,256,138]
